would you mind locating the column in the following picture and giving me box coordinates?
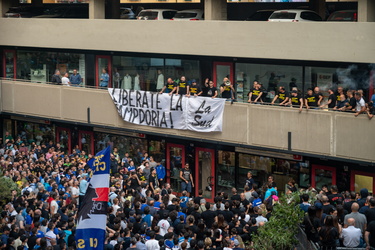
[106,0,120,19]
[89,0,105,19]
[204,0,227,21]
[0,0,19,18]
[309,0,326,20]
[358,0,375,22]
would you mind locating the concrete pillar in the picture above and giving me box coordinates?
[358,0,375,22]
[89,0,105,19]
[204,0,227,21]
[309,0,326,20]
[0,0,19,18]
[106,0,120,19]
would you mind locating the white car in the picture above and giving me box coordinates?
[268,9,322,22]
[136,9,177,20]
[172,9,204,21]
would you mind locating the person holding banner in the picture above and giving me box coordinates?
[76,146,111,250]
[159,78,177,95]
[176,76,190,96]
[180,163,194,196]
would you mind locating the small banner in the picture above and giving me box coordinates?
[76,146,111,250]
[108,88,226,132]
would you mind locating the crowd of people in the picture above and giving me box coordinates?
[248,81,375,119]
[1,134,374,250]
[302,185,375,250]
[49,69,375,119]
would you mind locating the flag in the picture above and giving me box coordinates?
[76,146,111,250]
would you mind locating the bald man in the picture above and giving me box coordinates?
[341,218,362,248]
[344,202,367,234]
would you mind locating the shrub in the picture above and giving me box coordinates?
[252,192,305,250]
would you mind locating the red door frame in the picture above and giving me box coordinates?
[195,147,216,203]
[213,62,234,87]
[311,165,336,188]
[166,143,185,184]
[56,127,72,154]
[3,50,17,79]
[350,170,375,194]
[78,130,95,156]
[95,55,112,88]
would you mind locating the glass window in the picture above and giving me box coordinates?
[112,56,200,91]
[4,51,15,78]
[354,174,373,193]
[238,153,304,192]
[217,151,235,194]
[304,65,369,100]
[15,121,55,146]
[94,133,147,166]
[314,168,333,190]
[16,50,85,85]
[235,63,303,103]
[149,140,165,164]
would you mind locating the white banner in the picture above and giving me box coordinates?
[108,88,226,132]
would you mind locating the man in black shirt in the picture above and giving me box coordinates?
[205,80,217,98]
[220,77,235,100]
[188,80,202,96]
[176,76,189,96]
[321,88,336,109]
[247,81,263,103]
[160,78,177,95]
[305,88,317,109]
[313,86,324,107]
[201,203,216,229]
[271,86,289,106]
[289,90,303,112]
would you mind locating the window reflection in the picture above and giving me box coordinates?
[235,63,303,102]
[112,56,200,91]
[94,133,147,166]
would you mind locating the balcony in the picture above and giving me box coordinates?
[0,18,374,63]
[1,78,374,164]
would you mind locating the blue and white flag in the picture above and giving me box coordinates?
[76,146,111,250]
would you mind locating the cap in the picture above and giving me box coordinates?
[192,79,197,83]
[234,239,239,246]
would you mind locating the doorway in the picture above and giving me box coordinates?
[195,147,215,202]
[311,165,336,190]
[351,170,375,194]
[166,143,185,195]
[56,127,72,154]
[213,62,234,87]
